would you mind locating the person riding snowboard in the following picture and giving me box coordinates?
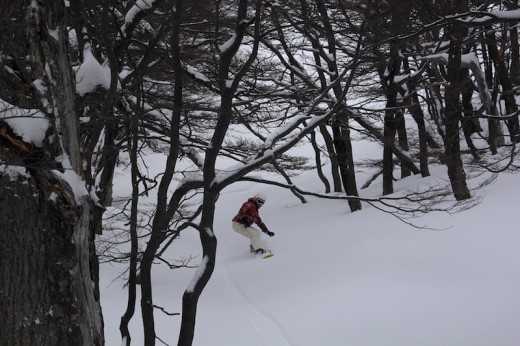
[232,192,274,254]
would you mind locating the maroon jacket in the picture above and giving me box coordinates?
[232,198,267,230]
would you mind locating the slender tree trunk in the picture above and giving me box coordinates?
[352,115,421,175]
[310,129,331,193]
[382,41,402,195]
[140,2,184,344]
[510,25,520,85]
[485,28,520,143]
[315,0,361,207]
[396,110,411,178]
[320,125,342,192]
[332,114,362,211]
[403,63,431,177]
[480,31,503,153]
[445,23,471,200]
[506,0,520,85]
[119,86,142,345]
[178,192,218,346]
[460,71,481,160]
[179,1,261,343]
[272,161,306,203]
[340,123,362,211]
[424,65,447,144]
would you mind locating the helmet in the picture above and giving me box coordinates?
[254,192,267,204]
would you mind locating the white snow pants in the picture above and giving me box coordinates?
[232,221,263,250]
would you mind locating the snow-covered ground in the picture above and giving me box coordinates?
[100,144,520,346]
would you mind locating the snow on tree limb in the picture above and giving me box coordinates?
[213,67,350,188]
[0,100,49,147]
[74,44,112,96]
[121,0,158,36]
[186,255,209,293]
[399,8,520,41]
[422,52,492,114]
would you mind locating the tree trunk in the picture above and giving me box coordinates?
[485,28,520,143]
[0,174,103,346]
[403,67,431,177]
[178,193,217,346]
[424,65,446,144]
[396,110,411,178]
[179,2,263,342]
[460,71,481,161]
[382,41,402,195]
[352,115,421,175]
[1,0,103,344]
[140,1,185,343]
[445,24,471,200]
[332,115,362,212]
[480,31,504,153]
[320,125,342,192]
[506,0,520,85]
[310,129,331,193]
[119,88,141,345]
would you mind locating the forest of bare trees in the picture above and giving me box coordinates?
[1,0,519,345]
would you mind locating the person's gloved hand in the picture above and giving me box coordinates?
[241,216,251,228]
[262,227,274,237]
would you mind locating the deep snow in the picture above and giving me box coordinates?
[100,146,520,346]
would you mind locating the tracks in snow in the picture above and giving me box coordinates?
[219,259,292,346]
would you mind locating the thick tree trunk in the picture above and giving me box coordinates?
[1,0,104,344]
[0,171,103,346]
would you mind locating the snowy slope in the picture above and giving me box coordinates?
[100,157,520,346]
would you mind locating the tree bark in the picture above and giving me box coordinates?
[332,117,362,211]
[310,129,331,193]
[0,174,103,346]
[1,0,104,344]
[485,28,520,143]
[460,71,481,160]
[445,23,471,200]
[480,31,504,153]
[402,57,431,177]
[396,110,411,178]
[179,2,262,344]
[140,2,184,344]
[119,86,142,346]
[320,125,342,192]
[382,41,402,195]
[506,0,520,85]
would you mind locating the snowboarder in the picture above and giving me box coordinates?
[232,192,274,254]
